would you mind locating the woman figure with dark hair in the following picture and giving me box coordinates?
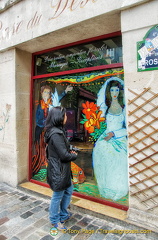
[93,77,128,201]
[44,106,77,230]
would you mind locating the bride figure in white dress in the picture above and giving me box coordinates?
[93,77,129,201]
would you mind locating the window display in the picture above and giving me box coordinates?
[31,68,129,207]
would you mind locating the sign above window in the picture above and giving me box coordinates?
[137,25,158,72]
[34,36,122,76]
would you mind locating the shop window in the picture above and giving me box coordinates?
[34,36,122,75]
[31,34,129,209]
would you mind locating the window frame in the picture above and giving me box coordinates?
[29,31,128,211]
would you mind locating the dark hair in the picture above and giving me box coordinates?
[105,80,124,110]
[45,106,66,130]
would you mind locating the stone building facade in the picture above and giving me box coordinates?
[0,0,157,231]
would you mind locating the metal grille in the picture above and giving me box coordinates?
[128,88,158,212]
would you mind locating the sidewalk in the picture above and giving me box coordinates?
[0,182,157,240]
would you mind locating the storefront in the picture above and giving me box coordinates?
[30,33,129,210]
[0,0,158,231]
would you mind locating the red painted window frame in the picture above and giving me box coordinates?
[29,31,128,211]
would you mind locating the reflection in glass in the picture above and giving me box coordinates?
[31,69,128,207]
[34,36,122,75]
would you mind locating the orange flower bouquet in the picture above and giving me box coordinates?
[80,101,106,142]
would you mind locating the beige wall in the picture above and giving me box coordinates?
[0,0,150,51]
[0,0,157,231]
[15,49,31,183]
[0,7,122,188]
[121,0,158,230]
[0,49,17,186]
[0,49,31,186]
[122,0,158,91]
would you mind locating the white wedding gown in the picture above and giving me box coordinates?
[92,109,128,201]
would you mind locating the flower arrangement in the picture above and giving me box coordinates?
[80,101,106,143]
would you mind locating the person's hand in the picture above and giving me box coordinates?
[70,151,78,155]
[65,86,73,93]
[104,132,114,141]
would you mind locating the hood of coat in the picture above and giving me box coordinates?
[44,127,63,144]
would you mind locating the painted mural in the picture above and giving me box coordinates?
[92,78,128,201]
[32,68,129,206]
[32,84,73,175]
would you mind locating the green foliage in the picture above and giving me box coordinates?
[32,168,47,182]
[89,121,107,142]
[80,114,88,124]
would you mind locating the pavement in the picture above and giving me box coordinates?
[0,182,158,240]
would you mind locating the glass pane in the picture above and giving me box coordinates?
[31,68,129,207]
[34,36,122,75]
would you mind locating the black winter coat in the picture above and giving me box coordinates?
[45,127,77,191]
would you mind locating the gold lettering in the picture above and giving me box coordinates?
[12,21,23,35]
[16,21,23,33]
[3,27,10,39]
[27,12,42,29]
[80,0,89,8]
[50,0,97,19]
[50,0,68,19]
[70,0,81,11]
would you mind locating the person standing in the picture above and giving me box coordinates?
[44,106,77,230]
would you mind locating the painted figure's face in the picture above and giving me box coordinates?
[110,86,119,99]
[42,88,51,102]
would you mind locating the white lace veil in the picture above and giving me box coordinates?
[97,77,124,117]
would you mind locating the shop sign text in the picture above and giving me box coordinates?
[137,25,158,72]
[50,0,98,19]
[0,11,42,41]
[0,0,98,43]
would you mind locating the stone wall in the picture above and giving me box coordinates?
[15,48,31,184]
[0,0,157,231]
[0,0,150,51]
[0,49,17,186]
[0,48,31,186]
[121,0,158,230]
